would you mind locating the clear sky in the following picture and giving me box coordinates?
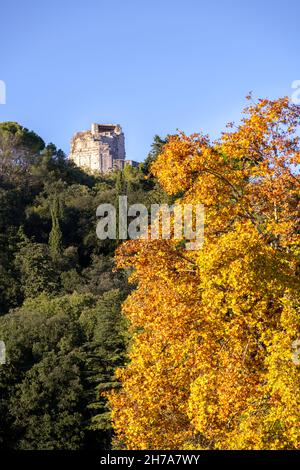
[0,0,299,162]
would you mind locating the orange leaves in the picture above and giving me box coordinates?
[108,97,300,450]
[150,133,212,195]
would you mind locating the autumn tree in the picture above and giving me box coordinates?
[109,97,300,450]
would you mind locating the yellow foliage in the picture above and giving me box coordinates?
[109,97,300,449]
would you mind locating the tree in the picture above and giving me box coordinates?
[0,119,169,449]
[49,195,63,260]
[142,135,168,174]
[0,122,45,154]
[0,122,45,183]
[15,241,60,299]
[0,292,128,449]
[0,232,21,314]
[10,351,85,450]
[109,97,300,450]
[79,289,129,447]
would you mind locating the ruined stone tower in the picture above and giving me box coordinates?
[69,123,138,173]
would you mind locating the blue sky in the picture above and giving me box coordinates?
[0,0,299,162]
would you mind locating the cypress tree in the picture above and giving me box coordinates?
[49,195,63,260]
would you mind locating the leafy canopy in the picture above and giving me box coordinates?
[109,97,300,450]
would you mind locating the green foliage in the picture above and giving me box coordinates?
[0,122,45,154]
[0,292,127,449]
[49,195,63,260]
[15,242,60,299]
[10,352,85,450]
[142,134,168,174]
[0,122,45,184]
[0,125,168,449]
[0,232,21,314]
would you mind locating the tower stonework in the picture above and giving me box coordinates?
[69,123,138,173]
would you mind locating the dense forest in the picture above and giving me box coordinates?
[0,121,167,449]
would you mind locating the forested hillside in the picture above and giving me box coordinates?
[1,97,299,452]
[0,122,167,449]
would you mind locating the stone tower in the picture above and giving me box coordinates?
[69,123,138,173]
